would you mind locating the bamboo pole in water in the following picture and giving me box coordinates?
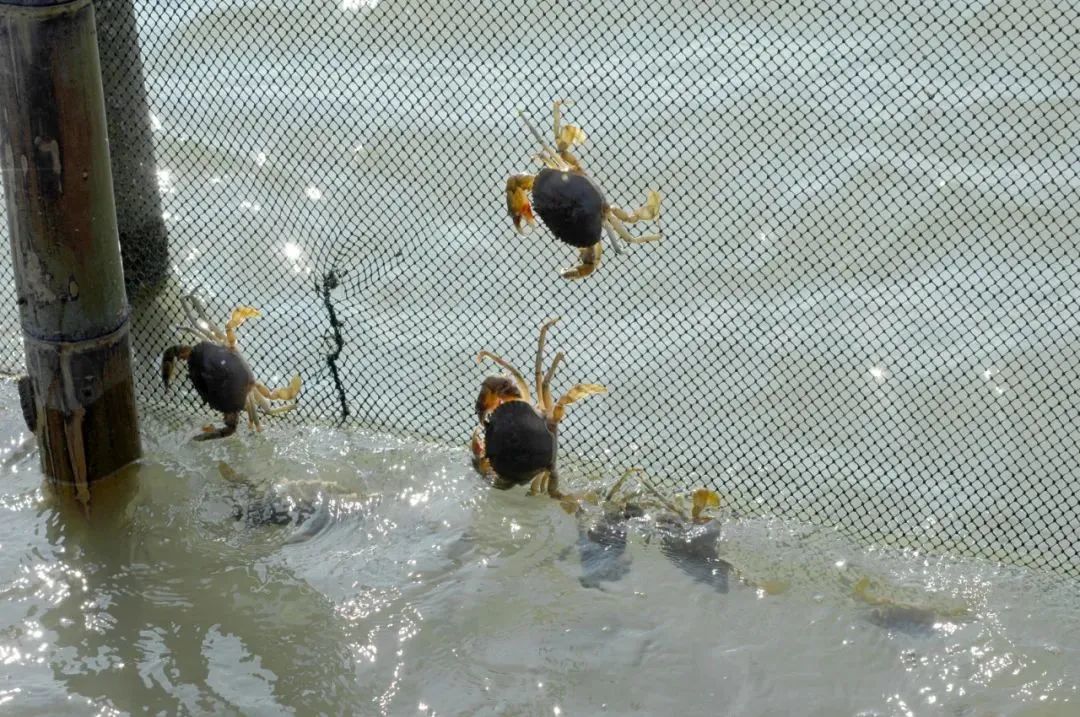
[0,0,141,502]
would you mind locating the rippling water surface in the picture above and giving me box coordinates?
[1,382,1078,715]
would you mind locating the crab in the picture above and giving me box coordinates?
[505,100,662,280]
[162,292,302,440]
[573,468,731,592]
[471,317,606,497]
[217,461,364,544]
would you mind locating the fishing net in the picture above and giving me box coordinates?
[1,0,1077,574]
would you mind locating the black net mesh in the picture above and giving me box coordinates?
[1,0,1078,574]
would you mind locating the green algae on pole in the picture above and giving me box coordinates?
[0,0,141,502]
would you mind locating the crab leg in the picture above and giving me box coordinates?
[534,317,560,407]
[552,99,586,166]
[253,389,298,416]
[545,464,566,499]
[177,325,219,343]
[517,109,571,171]
[541,352,564,417]
[244,393,260,430]
[477,352,532,404]
[518,109,559,161]
[472,456,491,480]
[182,293,226,342]
[552,383,607,423]
[608,190,662,224]
[605,214,661,245]
[604,224,625,255]
[256,404,297,417]
[254,375,302,402]
[561,243,602,280]
[606,467,645,502]
[471,427,494,478]
[161,345,193,388]
[552,99,563,146]
[194,412,239,441]
[528,472,548,496]
[225,306,260,349]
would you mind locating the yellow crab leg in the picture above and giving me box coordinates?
[254,375,302,401]
[560,243,602,280]
[605,213,660,245]
[552,100,587,169]
[534,317,560,411]
[225,306,261,348]
[245,392,259,430]
[609,190,662,224]
[541,352,564,418]
[528,473,547,496]
[551,383,607,423]
[517,109,570,171]
[254,389,297,416]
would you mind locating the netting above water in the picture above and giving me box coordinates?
[1,0,1077,574]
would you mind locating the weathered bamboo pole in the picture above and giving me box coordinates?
[0,0,141,502]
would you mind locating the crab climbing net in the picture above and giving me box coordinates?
[0,0,1077,576]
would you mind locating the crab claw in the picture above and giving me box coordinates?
[161,345,192,390]
[470,425,485,459]
[506,174,536,234]
[470,425,495,478]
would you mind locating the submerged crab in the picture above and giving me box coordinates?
[162,292,302,440]
[575,469,731,592]
[850,575,974,636]
[217,462,362,545]
[505,100,662,280]
[471,317,606,497]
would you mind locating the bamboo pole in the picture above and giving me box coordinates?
[0,0,141,502]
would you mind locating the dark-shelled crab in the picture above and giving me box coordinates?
[471,317,606,497]
[162,292,302,440]
[505,100,662,280]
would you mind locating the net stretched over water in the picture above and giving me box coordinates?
[0,0,1077,574]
